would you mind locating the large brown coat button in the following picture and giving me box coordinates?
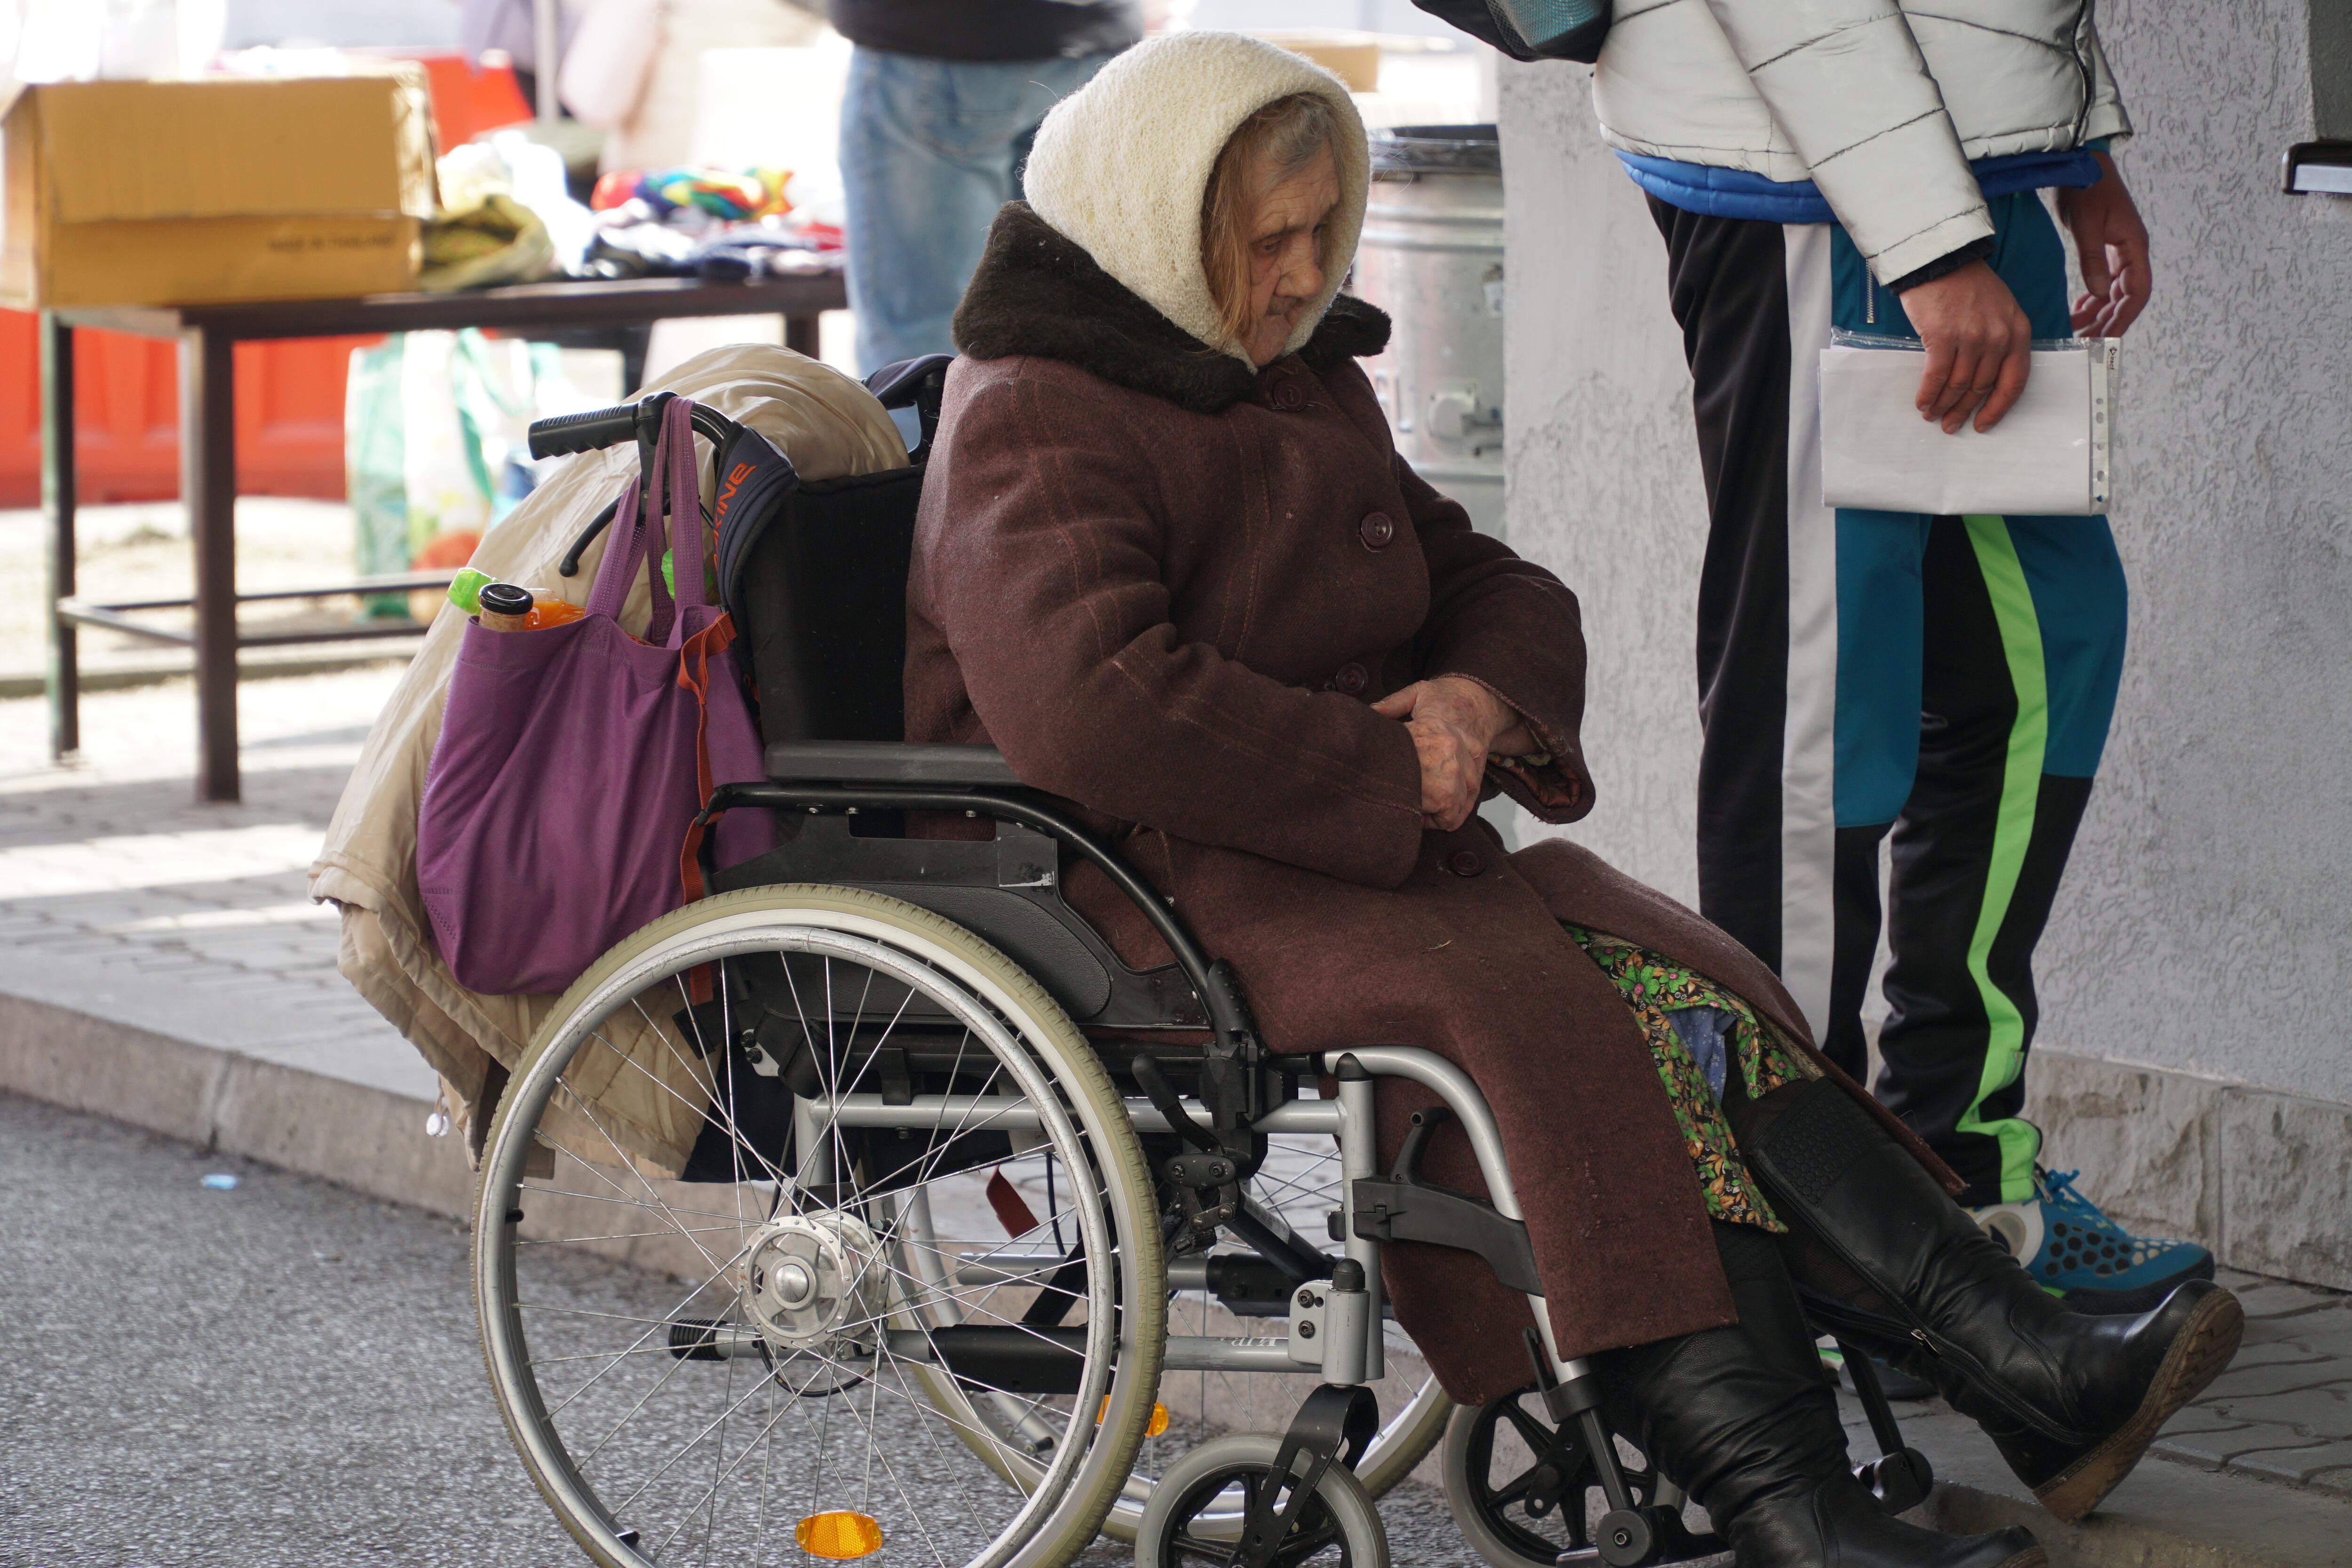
[1359,511,1395,551]
[1333,661,1369,695]
[1270,381,1304,410]
[1445,849,1485,877]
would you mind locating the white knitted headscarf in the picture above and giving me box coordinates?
[1023,31,1369,366]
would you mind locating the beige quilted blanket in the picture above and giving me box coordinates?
[308,343,909,1172]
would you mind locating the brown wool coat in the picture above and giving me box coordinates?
[905,205,1957,1402]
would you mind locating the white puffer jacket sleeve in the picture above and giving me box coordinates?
[1699,0,1990,281]
[2082,18,2132,145]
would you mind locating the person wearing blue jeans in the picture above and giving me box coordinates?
[834,0,1140,375]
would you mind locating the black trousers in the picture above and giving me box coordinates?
[1648,194,2129,1206]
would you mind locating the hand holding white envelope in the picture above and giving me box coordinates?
[1820,335,2117,516]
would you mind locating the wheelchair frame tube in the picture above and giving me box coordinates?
[792,1092,834,1187]
[1163,1336,1299,1373]
[873,1329,1303,1377]
[819,1095,1342,1137]
[812,1049,1504,1392]
[956,1253,1218,1291]
[1334,1056,1386,1381]
[1327,1046,1577,1395]
[1320,1047,1522,1219]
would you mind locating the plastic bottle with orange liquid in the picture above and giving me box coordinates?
[450,569,586,631]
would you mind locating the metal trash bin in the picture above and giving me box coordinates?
[1351,124,1504,536]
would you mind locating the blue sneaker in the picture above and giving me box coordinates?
[1969,1167,2214,1315]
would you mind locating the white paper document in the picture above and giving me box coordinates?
[1819,338,2116,516]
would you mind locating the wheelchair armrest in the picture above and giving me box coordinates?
[763,740,1023,788]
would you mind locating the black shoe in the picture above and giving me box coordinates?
[1969,1281,2245,1521]
[1735,1472,2044,1568]
[1597,1223,2045,1568]
[1730,1078,2244,1522]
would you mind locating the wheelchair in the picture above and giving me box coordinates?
[472,364,1938,1568]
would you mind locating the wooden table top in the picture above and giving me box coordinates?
[54,271,850,342]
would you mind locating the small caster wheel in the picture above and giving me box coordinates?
[1137,1432,1389,1568]
[1442,1391,1725,1567]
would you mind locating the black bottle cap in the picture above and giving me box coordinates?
[477,582,533,617]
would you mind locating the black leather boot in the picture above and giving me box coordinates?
[1597,1222,2044,1568]
[1727,1077,2244,1521]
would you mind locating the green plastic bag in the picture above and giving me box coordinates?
[346,329,568,621]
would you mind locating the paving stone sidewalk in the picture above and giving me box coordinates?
[2154,1275,2352,1491]
[4,672,2352,1529]
[0,667,426,1100]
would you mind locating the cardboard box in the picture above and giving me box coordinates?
[1,72,437,309]
[1254,32,1384,94]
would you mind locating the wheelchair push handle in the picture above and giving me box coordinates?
[536,392,752,578]
[528,404,640,459]
[527,392,748,461]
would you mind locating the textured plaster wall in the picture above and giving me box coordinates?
[1498,4,2352,1110]
[1496,62,1708,905]
[2020,0,2352,1110]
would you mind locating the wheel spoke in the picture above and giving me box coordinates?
[1502,1400,1558,1449]
[472,907,1494,1566]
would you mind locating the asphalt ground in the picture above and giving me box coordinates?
[0,1093,1483,1568]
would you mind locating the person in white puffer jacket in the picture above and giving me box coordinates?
[1593,0,2132,283]
[1419,0,2216,1326]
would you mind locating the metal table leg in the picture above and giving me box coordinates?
[182,326,239,803]
[42,312,78,760]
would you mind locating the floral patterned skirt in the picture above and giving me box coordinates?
[1564,924,1812,1232]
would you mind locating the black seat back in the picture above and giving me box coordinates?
[715,355,951,745]
[703,357,1213,1037]
[724,467,922,743]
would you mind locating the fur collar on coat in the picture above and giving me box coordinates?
[953,201,1392,416]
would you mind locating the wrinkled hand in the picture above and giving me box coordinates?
[2056,151,2151,337]
[1900,259,2034,434]
[1370,675,1535,832]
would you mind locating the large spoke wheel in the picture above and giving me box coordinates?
[475,886,1165,1568]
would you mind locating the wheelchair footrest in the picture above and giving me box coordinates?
[1856,1447,1935,1514]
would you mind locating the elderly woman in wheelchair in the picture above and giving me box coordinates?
[467,33,2237,1568]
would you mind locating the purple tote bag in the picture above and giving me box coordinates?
[416,397,775,996]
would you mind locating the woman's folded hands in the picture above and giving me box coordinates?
[1371,675,1537,832]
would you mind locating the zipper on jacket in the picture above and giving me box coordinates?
[2071,0,2096,146]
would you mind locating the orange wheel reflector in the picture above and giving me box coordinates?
[1096,1397,1171,1437]
[795,1511,883,1559]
